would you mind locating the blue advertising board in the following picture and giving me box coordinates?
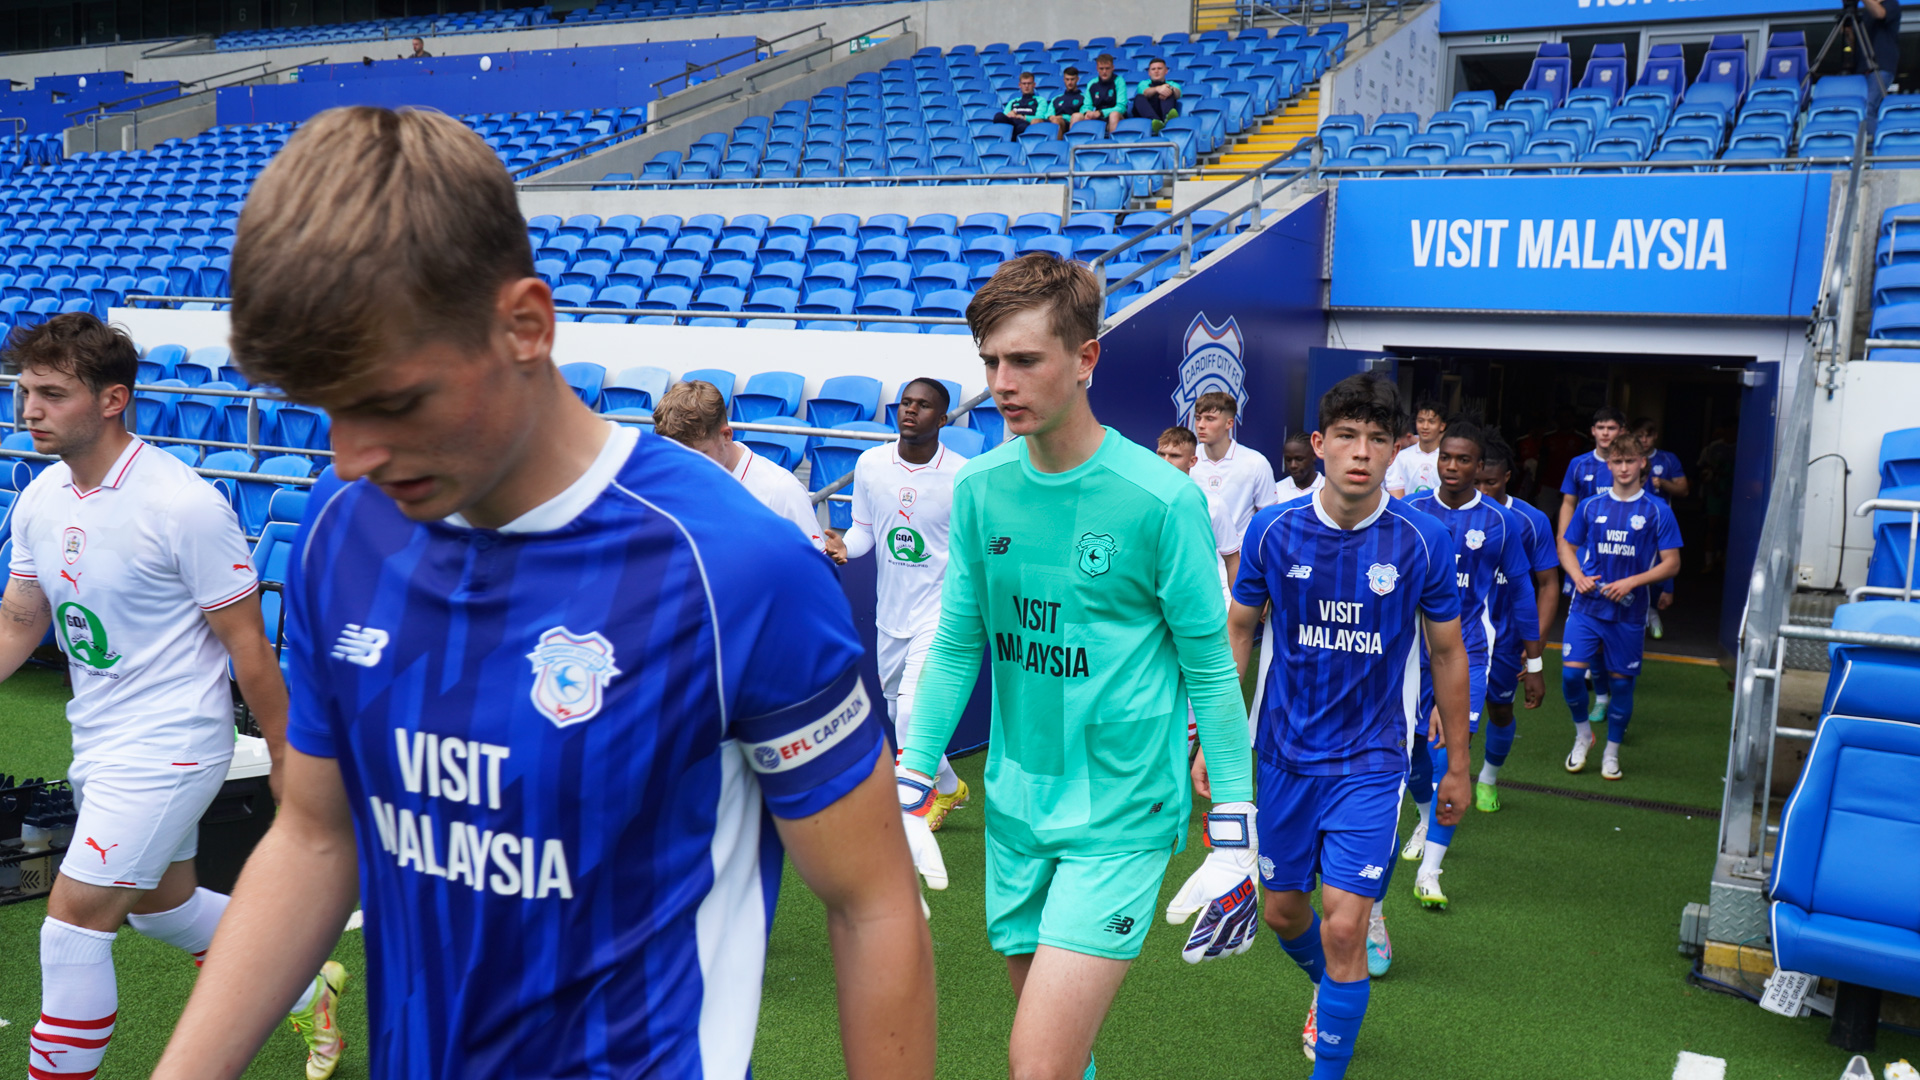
[1439,0,1827,34]
[1330,173,1829,318]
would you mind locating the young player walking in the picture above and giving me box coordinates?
[151,106,935,1080]
[1383,399,1446,499]
[1224,374,1472,1077]
[1558,407,1628,720]
[1560,433,1682,780]
[1189,390,1276,585]
[1399,423,1543,910]
[1,313,348,1080]
[1474,435,1560,811]
[899,254,1258,1080]
[1275,432,1325,503]
[832,377,969,828]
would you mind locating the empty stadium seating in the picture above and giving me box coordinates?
[568,0,928,23]
[219,6,548,50]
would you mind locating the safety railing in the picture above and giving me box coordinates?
[650,23,827,97]
[1846,498,1920,602]
[0,118,24,140]
[123,296,965,326]
[65,55,328,154]
[1716,115,1873,874]
[0,375,319,468]
[508,14,913,180]
[808,387,993,506]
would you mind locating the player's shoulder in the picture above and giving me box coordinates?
[953,433,1023,489]
[1234,441,1273,471]
[134,442,233,518]
[1383,495,1454,553]
[1099,432,1199,504]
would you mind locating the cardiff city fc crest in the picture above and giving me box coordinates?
[1630,515,1646,531]
[527,627,622,729]
[1075,533,1118,577]
[1367,563,1400,596]
[1464,529,1485,551]
[1170,314,1248,428]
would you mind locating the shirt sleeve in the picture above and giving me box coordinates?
[1230,509,1274,609]
[1210,495,1239,556]
[1655,502,1684,552]
[282,470,349,759]
[769,472,825,552]
[842,455,876,559]
[1251,453,1277,511]
[1663,452,1688,481]
[1416,516,1463,623]
[1526,511,1559,573]
[900,478,986,781]
[1159,485,1251,804]
[8,497,34,580]
[167,479,259,611]
[1500,517,1540,642]
[1560,463,1581,497]
[1563,502,1590,549]
[728,535,879,820]
[1384,453,1407,493]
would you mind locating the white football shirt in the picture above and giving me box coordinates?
[1386,443,1441,498]
[1275,471,1326,503]
[729,443,824,551]
[1188,439,1276,556]
[8,437,257,766]
[844,441,966,637]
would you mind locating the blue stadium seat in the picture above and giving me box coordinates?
[807,375,883,428]
[274,404,330,453]
[1577,43,1628,105]
[680,368,735,404]
[1879,428,1920,489]
[938,425,986,457]
[558,362,606,409]
[1763,30,1810,87]
[601,366,672,412]
[738,415,806,471]
[733,371,805,422]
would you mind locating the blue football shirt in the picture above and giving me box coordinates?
[1234,492,1460,776]
[1489,494,1557,655]
[1405,491,1539,661]
[1560,449,1612,505]
[282,425,880,1080]
[1647,448,1686,486]
[1564,487,1684,627]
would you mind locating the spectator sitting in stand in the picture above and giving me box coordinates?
[1083,54,1131,133]
[1127,58,1182,133]
[406,36,432,59]
[992,71,1054,136]
[1043,67,1092,136]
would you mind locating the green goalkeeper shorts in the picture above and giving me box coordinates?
[985,831,1175,961]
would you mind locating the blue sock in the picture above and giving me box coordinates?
[1425,743,1455,846]
[1606,676,1636,744]
[1407,733,1432,808]
[1277,911,1325,985]
[1484,720,1516,767]
[1312,974,1371,1079]
[1562,666,1588,724]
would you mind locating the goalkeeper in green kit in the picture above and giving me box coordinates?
[897,253,1257,1080]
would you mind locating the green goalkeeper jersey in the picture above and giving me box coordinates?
[903,428,1253,856]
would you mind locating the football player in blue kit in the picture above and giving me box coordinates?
[1633,417,1686,640]
[1474,434,1561,812]
[1558,407,1627,723]
[1224,373,1471,1078]
[1560,433,1682,781]
[152,107,936,1080]
[1399,423,1542,911]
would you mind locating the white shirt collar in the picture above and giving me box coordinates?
[1312,486,1389,531]
[1202,438,1237,465]
[445,421,633,534]
[1428,489,1483,513]
[729,442,758,482]
[891,440,945,472]
[68,436,145,496]
[1608,485,1647,504]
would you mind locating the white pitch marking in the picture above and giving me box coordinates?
[1673,1051,1727,1080]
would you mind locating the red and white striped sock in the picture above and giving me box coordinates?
[31,917,117,1079]
[126,887,229,967]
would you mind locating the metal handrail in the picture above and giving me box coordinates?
[1716,113,1872,873]
[519,165,1163,190]
[123,296,967,324]
[649,23,826,96]
[63,80,184,123]
[0,118,24,140]
[510,14,913,180]
[1851,498,1920,602]
[0,447,319,488]
[808,387,993,505]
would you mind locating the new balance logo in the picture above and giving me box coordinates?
[1358,864,1384,880]
[987,536,1012,555]
[1105,915,1135,935]
[332,624,390,668]
[1286,564,1313,580]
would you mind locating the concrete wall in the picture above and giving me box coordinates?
[1,0,1186,94]
[535,30,916,183]
[1801,360,1920,593]
[1318,3,1443,124]
[518,181,1074,221]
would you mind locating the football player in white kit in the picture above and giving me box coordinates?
[0,314,349,1080]
[830,378,970,829]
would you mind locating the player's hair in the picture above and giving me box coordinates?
[229,106,536,400]
[1063,66,1080,77]
[1283,431,1313,451]
[1148,56,1168,67]
[903,377,951,415]
[966,252,1102,353]
[1318,373,1400,435]
[1019,70,1035,81]
[1157,425,1196,450]
[1632,416,1657,434]
[1593,406,1627,427]
[1607,432,1647,459]
[3,312,137,396]
[1095,53,1115,65]
[1481,431,1515,473]
[1441,420,1486,459]
[1412,398,1446,422]
[652,380,728,445]
[1194,390,1237,419]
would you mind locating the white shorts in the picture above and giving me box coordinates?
[62,759,228,890]
[877,624,938,743]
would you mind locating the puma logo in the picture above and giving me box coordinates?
[232,563,249,572]
[84,837,118,863]
[59,570,81,592]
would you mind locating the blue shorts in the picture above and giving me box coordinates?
[1256,760,1402,900]
[1562,611,1644,677]
[1487,643,1523,706]
[1420,657,1487,735]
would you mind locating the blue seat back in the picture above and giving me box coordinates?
[602,366,671,413]
[1521,43,1571,108]
[807,375,883,428]
[681,368,735,404]
[738,414,806,471]
[1772,714,1920,939]
[1880,427,1920,488]
[733,371,806,422]
[1578,43,1628,103]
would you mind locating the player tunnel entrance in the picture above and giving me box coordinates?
[1309,342,1776,664]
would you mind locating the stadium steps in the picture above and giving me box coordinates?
[1147,88,1319,209]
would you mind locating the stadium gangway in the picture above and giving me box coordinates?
[64,55,330,154]
[1717,114,1871,900]
[508,14,915,180]
[649,23,828,98]
[1086,136,1321,322]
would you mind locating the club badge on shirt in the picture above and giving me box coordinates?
[62,527,84,564]
[527,627,622,729]
[1076,533,1118,577]
[1367,563,1400,596]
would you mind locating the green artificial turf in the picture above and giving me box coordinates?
[3,656,1914,1079]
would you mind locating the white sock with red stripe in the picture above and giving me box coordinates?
[126,887,228,967]
[32,917,117,1079]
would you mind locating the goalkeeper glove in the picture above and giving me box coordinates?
[898,769,949,914]
[1164,802,1260,964]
